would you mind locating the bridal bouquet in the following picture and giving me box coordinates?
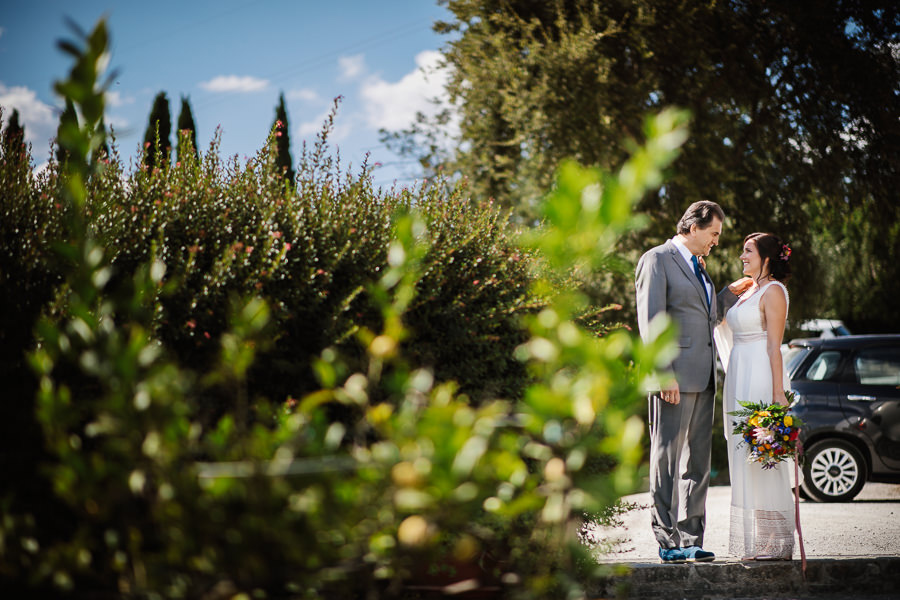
[729,395,803,469]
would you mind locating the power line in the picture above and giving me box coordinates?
[117,0,271,53]
[193,18,431,112]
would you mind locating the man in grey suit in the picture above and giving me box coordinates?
[635,201,747,564]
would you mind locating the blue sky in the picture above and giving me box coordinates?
[1,1,455,188]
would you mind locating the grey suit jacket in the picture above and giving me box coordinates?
[635,240,738,393]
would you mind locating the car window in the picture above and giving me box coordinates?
[804,350,843,381]
[783,346,812,377]
[853,347,900,385]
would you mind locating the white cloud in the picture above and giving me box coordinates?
[287,88,320,103]
[298,107,333,137]
[0,82,57,149]
[297,107,354,143]
[199,75,269,93]
[360,50,455,134]
[0,27,5,39]
[339,54,366,80]
[106,90,134,107]
[106,114,130,131]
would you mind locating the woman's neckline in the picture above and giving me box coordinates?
[736,278,780,307]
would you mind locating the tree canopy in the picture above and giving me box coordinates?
[96,117,110,160]
[272,92,295,184]
[176,95,198,163]
[142,91,171,170]
[416,0,899,330]
[2,109,25,157]
[55,99,78,165]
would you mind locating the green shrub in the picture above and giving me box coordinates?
[1,18,684,599]
[405,186,537,402]
[1,112,535,430]
[0,115,69,532]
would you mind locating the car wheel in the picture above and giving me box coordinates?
[801,440,867,502]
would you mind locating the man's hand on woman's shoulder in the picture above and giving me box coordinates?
[728,277,753,297]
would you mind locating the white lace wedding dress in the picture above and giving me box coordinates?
[719,280,795,559]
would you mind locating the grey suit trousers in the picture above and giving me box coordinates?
[648,380,715,549]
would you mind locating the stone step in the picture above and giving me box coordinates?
[589,557,900,599]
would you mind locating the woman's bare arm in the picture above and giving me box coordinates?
[762,284,789,406]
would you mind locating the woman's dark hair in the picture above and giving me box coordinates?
[676,201,725,234]
[745,232,792,282]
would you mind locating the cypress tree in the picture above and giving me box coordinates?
[2,108,26,157]
[142,91,171,169]
[55,99,78,165]
[271,92,294,183]
[95,117,110,162]
[176,95,198,163]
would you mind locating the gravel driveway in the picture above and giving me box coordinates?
[588,482,900,562]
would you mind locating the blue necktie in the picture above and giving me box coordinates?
[691,255,710,306]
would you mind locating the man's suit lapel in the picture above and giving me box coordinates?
[665,241,710,313]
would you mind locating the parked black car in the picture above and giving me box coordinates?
[786,335,900,502]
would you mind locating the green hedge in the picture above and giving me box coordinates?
[0,116,535,420]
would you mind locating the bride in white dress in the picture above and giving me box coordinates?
[717,232,795,561]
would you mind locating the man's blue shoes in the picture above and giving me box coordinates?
[658,547,687,563]
[659,546,715,564]
[682,546,716,562]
